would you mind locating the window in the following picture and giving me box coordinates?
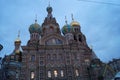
[75,69,79,76]
[31,55,35,61]
[53,54,57,60]
[48,71,51,78]
[40,61,43,65]
[54,70,58,77]
[79,35,82,42]
[30,71,35,79]
[10,55,15,61]
[47,54,51,59]
[59,54,63,60]
[85,59,90,65]
[74,35,77,41]
[73,53,77,60]
[61,70,64,77]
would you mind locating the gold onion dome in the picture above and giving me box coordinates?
[29,20,41,34]
[71,21,80,27]
[70,14,80,27]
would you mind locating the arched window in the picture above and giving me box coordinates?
[53,54,57,60]
[85,59,90,65]
[30,71,35,79]
[59,54,63,60]
[79,35,82,42]
[54,70,58,77]
[48,71,51,78]
[47,54,51,59]
[31,55,35,62]
[74,35,77,41]
[73,53,77,60]
[50,26,54,33]
[75,69,79,76]
[61,70,64,77]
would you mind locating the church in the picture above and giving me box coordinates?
[1,4,115,80]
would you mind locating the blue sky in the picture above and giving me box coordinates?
[0,0,120,62]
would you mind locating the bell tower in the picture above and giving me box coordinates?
[41,4,61,37]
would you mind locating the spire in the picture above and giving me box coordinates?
[18,30,20,38]
[65,16,68,24]
[46,2,53,14]
[35,14,37,23]
[15,30,21,43]
[71,13,74,21]
[48,1,50,7]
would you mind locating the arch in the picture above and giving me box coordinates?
[74,35,77,41]
[78,35,82,42]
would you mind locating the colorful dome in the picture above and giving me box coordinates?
[29,21,41,34]
[71,21,80,27]
[62,24,73,34]
[46,6,52,14]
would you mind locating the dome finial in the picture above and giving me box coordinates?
[35,14,37,23]
[48,1,50,7]
[46,1,52,14]
[18,30,20,38]
[71,13,74,21]
[15,30,21,42]
[65,16,68,24]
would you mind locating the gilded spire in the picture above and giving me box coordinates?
[15,30,21,43]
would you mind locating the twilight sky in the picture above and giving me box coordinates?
[0,0,120,62]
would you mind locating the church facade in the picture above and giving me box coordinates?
[2,5,115,80]
[20,5,97,80]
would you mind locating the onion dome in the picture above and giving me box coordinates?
[71,21,80,27]
[70,14,80,27]
[62,16,73,35]
[46,3,52,14]
[62,24,72,34]
[29,20,41,34]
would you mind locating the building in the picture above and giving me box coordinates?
[89,58,115,80]
[2,33,22,80]
[108,58,120,73]
[2,5,115,80]
[20,5,98,80]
